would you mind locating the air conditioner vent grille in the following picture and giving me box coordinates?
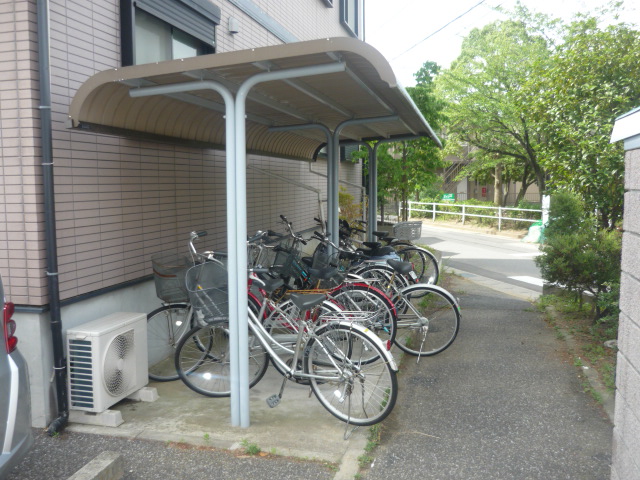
[69,339,95,409]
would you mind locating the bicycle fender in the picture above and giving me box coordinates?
[399,283,461,311]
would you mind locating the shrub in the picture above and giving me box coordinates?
[535,191,622,320]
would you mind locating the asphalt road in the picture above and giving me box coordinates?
[419,223,543,294]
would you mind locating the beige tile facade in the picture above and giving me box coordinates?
[612,146,640,479]
[1,0,362,306]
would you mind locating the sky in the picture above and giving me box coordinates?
[364,0,640,87]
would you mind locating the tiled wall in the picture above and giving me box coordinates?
[0,0,47,302]
[0,0,361,305]
[612,147,640,479]
[215,0,350,53]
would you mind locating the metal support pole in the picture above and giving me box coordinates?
[329,116,399,247]
[235,62,346,427]
[130,80,238,424]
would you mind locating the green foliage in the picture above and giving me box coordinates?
[535,192,621,318]
[543,192,593,239]
[361,61,446,219]
[525,10,640,229]
[595,281,620,331]
[338,186,363,224]
[436,10,553,197]
[240,439,261,455]
[436,3,640,227]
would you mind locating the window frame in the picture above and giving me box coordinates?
[120,0,219,66]
[340,0,360,38]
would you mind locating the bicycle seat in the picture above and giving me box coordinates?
[372,230,389,238]
[261,277,284,294]
[289,293,326,311]
[387,259,413,275]
[363,241,382,249]
[358,245,396,257]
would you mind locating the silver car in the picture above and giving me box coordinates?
[1,275,33,477]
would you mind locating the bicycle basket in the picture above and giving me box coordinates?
[311,245,340,270]
[392,221,422,241]
[185,261,229,324]
[271,243,302,279]
[151,251,193,303]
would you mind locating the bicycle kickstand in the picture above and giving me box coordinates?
[266,375,288,408]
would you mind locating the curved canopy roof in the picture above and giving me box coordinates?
[69,37,441,159]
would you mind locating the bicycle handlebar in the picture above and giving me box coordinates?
[247,230,267,244]
[189,230,208,255]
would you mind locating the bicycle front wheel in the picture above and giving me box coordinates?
[175,320,269,397]
[304,323,398,426]
[393,284,460,356]
[147,304,191,381]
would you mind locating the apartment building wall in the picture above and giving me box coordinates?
[612,145,640,480]
[0,0,363,427]
[0,0,362,306]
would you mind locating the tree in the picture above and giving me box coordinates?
[526,14,640,229]
[436,12,554,202]
[360,61,446,221]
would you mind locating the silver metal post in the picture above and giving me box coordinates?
[235,61,346,427]
[130,80,239,425]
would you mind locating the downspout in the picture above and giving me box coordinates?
[37,0,68,435]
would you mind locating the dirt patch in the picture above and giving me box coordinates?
[540,296,617,419]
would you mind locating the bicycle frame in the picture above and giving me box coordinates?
[246,308,398,382]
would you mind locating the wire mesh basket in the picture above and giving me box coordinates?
[185,261,229,325]
[271,241,303,279]
[311,246,340,270]
[392,221,423,241]
[151,251,193,303]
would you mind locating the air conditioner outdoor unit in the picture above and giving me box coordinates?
[67,312,148,413]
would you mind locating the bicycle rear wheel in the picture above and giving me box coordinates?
[393,284,460,356]
[354,264,410,295]
[397,246,439,285]
[304,323,398,426]
[328,283,397,346]
[147,304,191,381]
[175,319,269,397]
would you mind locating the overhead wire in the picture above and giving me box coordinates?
[391,0,489,61]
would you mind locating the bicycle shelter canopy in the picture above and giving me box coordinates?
[68,36,441,428]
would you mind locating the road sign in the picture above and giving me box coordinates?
[441,193,455,201]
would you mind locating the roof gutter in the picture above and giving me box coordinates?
[37,0,68,435]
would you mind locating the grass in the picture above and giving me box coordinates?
[240,439,261,456]
[356,423,384,471]
[537,292,618,400]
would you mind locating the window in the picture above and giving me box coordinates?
[340,0,361,38]
[121,0,220,66]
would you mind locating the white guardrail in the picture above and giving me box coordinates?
[408,201,543,231]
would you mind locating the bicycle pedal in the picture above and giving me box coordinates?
[266,394,281,408]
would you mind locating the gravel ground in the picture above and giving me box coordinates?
[7,429,336,480]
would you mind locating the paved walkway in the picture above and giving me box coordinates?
[7,274,613,480]
[363,276,613,480]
